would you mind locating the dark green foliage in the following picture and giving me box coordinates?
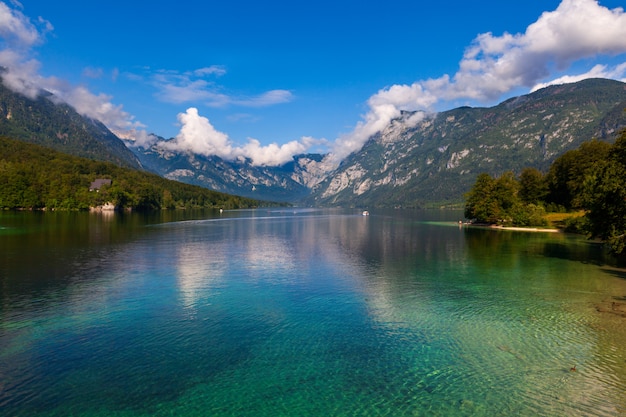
[465,128,626,255]
[581,130,626,255]
[464,171,546,226]
[0,136,274,211]
[519,168,548,204]
[464,173,497,222]
[545,140,611,209]
[0,80,141,169]
[562,214,589,234]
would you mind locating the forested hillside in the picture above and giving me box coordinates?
[0,78,142,169]
[0,136,272,211]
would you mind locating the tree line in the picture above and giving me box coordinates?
[0,136,278,211]
[464,129,626,256]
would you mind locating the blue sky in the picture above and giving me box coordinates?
[2,0,626,165]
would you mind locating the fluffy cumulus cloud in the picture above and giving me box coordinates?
[161,108,321,166]
[161,108,233,159]
[329,0,626,164]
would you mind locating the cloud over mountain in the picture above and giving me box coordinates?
[159,108,321,166]
[0,1,146,138]
[329,0,626,165]
[1,0,626,169]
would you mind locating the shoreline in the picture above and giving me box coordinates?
[487,224,561,233]
[461,222,562,233]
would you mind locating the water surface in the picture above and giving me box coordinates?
[1,209,625,416]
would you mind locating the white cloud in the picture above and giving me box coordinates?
[0,1,48,98]
[328,0,626,164]
[156,77,229,105]
[149,66,294,107]
[43,81,145,134]
[2,0,626,170]
[161,107,234,159]
[231,89,293,107]
[159,108,321,166]
[240,136,318,166]
[82,66,103,79]
[0,2,46,48]
[531,63,626,91]
[0,48,41,98]
[193,66,226,77]
[0,1,147,142]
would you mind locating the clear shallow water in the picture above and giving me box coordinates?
[1,209,626,416]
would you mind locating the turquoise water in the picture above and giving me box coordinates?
[1,209,626,416]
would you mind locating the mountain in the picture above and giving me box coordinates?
[307,78,626,207]
[130,140,328,202]
[2,74,624,207]
[0,136,269,211]
[0,78,142,169]
[130,78,626,207]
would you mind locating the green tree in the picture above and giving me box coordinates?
[519,167,547,205]
[464,173,497,223]
[546,140,611,210]
[0,136,271,211]
[493,171,520,220]
[465,171,547,227]
[581,131,626,255]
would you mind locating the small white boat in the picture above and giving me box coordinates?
[362,210,370,216]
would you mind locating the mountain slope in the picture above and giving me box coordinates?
[0,135,268,210]
[131,144,321,202]
[130,79,626,207]
[307,78,626,207]
[0,79,142,169]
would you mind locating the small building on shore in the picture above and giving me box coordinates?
[89,179,112,192]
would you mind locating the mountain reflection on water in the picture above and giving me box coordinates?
[1,209,625,416]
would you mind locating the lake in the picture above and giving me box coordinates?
[1,209,626,416]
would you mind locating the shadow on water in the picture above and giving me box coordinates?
[601,267,626,281]
[462,225,622,268]
[541,241,608,266]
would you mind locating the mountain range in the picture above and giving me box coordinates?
[308,78,626,207]
[1,77,625,207]
[129,78,626,207]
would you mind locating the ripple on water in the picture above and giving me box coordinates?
[3,211,626,416]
